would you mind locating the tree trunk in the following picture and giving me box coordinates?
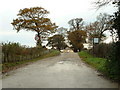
[36,32,42,47]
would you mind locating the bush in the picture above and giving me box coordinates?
[105,42,120,81]
[88,42,120,81]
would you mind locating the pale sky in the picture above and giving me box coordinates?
[0,0,117,47]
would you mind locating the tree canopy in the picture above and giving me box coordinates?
[47,35,67,50]
[11,7,58,46]
[68,30,87,52]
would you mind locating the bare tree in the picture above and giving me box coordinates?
[86,13,112,43]
[94,0,120,41]
[96,13,113,39]
[68,18,84,31]
[57,27,68,37]
[94,0,113,9]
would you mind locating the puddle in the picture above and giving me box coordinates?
[58,61,64,64]
[48,60,81,71]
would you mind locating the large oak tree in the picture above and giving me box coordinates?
[11,7,58,46]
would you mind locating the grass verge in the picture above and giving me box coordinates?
[2,50,60,73]
[78,51,107,74]
[78,51,120,82]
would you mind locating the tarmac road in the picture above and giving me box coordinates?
[2,52,118,88]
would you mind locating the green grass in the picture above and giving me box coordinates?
[2,50,60,73]
[78,51,120,82]
[78,51,107,73]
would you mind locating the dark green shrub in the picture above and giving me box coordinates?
[89,42,120,81]
[106,42,120,81]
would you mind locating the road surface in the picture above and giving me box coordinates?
[2,52,118,88]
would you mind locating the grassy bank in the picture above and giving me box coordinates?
[2,50,60,73]
[78,51,107,74]
[78,51,120,82]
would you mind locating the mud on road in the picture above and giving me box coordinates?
[2,52,118,88]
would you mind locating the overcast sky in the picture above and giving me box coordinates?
[0,0,117,47]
